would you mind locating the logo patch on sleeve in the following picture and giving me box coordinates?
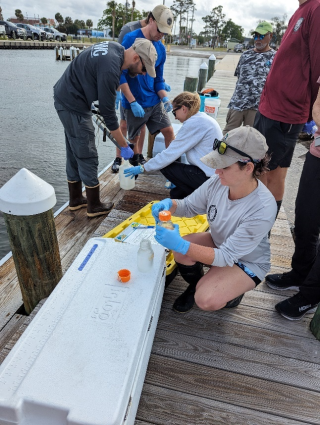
[293,18,304,32]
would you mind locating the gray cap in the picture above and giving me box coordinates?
[201,126,268,169]
[132,38,157,78]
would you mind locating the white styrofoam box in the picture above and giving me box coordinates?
[0,238,166,425]
[152,122,189,164]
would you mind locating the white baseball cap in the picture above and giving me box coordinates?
[152,5,174,35]
[201,126,268,169]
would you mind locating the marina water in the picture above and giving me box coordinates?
[0,49,207,259]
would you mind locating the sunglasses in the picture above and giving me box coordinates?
[253,33,269,40]
[139,56,146,73]
[213,139,254,163]
[172,106,182,117]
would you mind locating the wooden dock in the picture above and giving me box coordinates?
[1,55,320,424]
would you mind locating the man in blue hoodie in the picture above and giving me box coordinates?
[119,5,175,167]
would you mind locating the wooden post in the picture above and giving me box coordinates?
[183,76,198,92]
[147,131,159,158]
[55,45,59,60]
[197,62,208,92]
[0,168,62,315]
[207,54,216,81]
[310,308,320,340]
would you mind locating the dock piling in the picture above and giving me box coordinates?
[207,54,216,81]
[197,62,208,92]
[0,168,62,314]
[183,76,198,92]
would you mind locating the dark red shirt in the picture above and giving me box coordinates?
[259,0,320,123]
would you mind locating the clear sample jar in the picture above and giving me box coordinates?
[158,211,174,230]
[137,239,154,273]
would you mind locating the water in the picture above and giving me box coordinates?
[0,49,206,259]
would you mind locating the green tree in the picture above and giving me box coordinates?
[171,0,194,44]
[86,19,93,29]
[98,1,143,39]
[202,5,225,47]
[64,16,73,26]
[0,7,3,20]
[41,17,48,25]
[221,19,243,42]
[15,9,24,22]
[271,15,287,45]
[55,12,64,25]
[131,0,135,22]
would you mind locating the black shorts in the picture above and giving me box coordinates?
[253,111,304,170]
[235,262,261,287]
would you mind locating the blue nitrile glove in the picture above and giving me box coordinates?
[164,180,176,189]
[120,145,134,160]
[302,120,318,136]
[164,82,171,92]
[130,101,145,118]
[124,165,144,179]
[115,91,122,110]
[161,96,173,112]
[155,224,190,254]
[151,198,173,223]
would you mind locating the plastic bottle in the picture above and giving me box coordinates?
[119,160,135,190]
[137,239,154,273]
[158,211,174,230]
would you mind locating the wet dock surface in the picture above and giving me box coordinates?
[0,55,318,424]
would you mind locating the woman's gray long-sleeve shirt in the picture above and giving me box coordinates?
[143,112,223,176]
[175,175,277,281]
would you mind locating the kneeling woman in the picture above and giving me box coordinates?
[124,91,223,199]
[153,126,277,313]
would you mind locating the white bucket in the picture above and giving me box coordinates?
[204,97,221,119]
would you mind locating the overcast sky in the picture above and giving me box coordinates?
[2,0,299,36]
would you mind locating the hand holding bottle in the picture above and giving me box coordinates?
[155,224,190,255]
[151,199,172,223]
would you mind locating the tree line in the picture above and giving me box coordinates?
[3,3,288,45]
[54,13,93,35]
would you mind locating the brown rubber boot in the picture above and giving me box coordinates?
[68,181,87,211]
[86,185,114,218]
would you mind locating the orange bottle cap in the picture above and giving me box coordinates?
[117,269,131,283]
[159,210,171,221]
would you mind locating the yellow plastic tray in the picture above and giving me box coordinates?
[103,201,208,275]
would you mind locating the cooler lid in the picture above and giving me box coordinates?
[0,238,166,425]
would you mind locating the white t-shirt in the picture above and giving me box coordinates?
[144,112,223,177]
[175,175,277,280]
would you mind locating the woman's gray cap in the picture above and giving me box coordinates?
[132,38,157,78]
[201,126,268,169]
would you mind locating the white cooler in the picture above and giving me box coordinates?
[0,238,166,425]
[152,122,189,164]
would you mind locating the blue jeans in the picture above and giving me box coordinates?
[54,100,99,187]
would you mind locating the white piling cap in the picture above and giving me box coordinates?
[200,62,208,69]
[209,54,216,60]
[0,168,56,216]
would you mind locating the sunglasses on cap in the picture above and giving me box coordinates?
[172,106,182,117]
[138,56,147,73]
[213,138,255,163]
[253,32,269,40]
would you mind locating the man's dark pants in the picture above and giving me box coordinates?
[292,152,320,303]
[54,100,99,187]
[160,162,209,199]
